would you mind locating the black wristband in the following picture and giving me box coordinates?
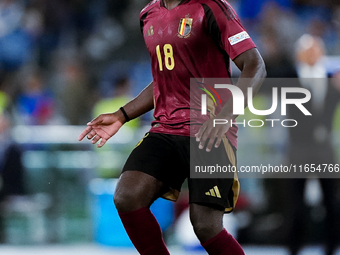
[120,107,131,122]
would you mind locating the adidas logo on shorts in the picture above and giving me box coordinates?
[205,186,221,198]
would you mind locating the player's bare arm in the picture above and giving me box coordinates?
[196,48,266,151]
[78,81,154,147]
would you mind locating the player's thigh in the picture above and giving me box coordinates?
[122,132,188,198]
[115,132,188,212]
[114,170,167,212]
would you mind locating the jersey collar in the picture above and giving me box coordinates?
[160,0,191,9]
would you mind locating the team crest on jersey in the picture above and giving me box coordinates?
[178,18,193,38]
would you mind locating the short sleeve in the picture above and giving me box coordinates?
[204,0,256,60]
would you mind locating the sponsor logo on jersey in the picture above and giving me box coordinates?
[228,31,250,46]
[178,18,193,37]
[146,25,154,36]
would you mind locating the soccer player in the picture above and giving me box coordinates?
[79,0,266,254]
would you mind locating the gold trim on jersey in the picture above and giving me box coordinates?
[223,137,240,212]
[207,98,240,212]
[162,188,180,201]
[135,133,149,148]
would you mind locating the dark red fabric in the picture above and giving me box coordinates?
[118,207,170,255]
[140,0,256,148]
[201,229,245,255]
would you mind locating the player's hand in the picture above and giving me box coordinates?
[195,116,232,152]
[78,112,124,148]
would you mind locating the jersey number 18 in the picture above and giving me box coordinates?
[156,44,175,71]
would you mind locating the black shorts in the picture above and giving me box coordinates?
[122,132,239,212]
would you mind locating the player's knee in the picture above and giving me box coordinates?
[113,189,138,212]
[190,204,224,242]
[191,219,208,235]
[113,171,162,212]
[191,219,216,241]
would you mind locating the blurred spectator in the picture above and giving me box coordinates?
[333,5,340,54]
[0,113,25,199]
[0,0,34,71]
[333,70,340,130]
[259,2,301,58]
[0,0,23,38]
[0,112,25,242]
[239,0,293,21]
[0,91,9,116]
[55,57,94,125]
[15,67,55,125]
[259,31,296,78]
[97,61,131,98]
[91,62,140,178]
[285,34,340,255]
[83,16,126,63]
[94,61,140,130]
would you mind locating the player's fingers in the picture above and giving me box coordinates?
[216,123,231,148]
[86,130,97,140]
[91,134,101,144]
[97,138,107,148]
[214,136,223,149]
[78,126,93,141]
[205,129,219,152]
[199,124,212,149]
[87,115,103,126]
[196,122,208,142]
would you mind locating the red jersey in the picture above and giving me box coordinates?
[140,0,256,148]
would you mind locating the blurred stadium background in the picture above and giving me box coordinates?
[0,0,340,254]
